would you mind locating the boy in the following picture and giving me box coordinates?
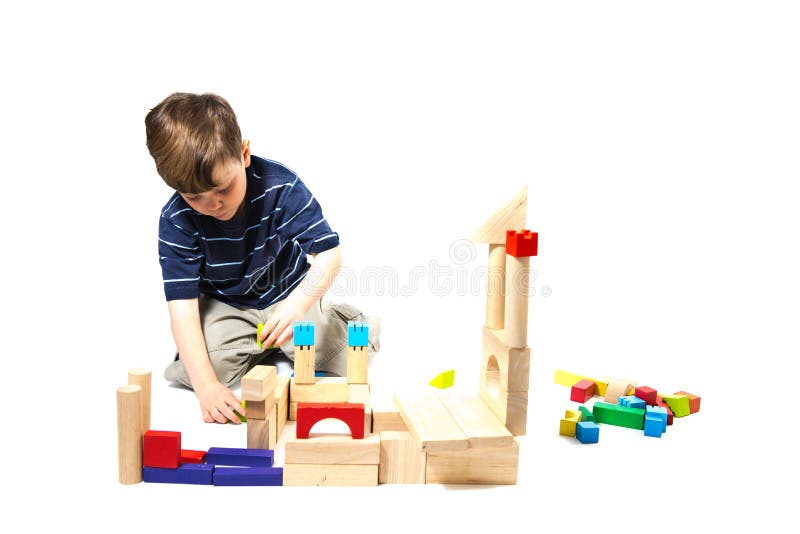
[145,92,379,424]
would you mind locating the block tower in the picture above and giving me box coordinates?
[470,186,536,435]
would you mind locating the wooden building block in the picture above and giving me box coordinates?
[506,229,538,258]
[480,326,530,393]
[429,369,455,389]
[276,375,290,438]
[504,253,530,349]
[559,409,582,437]
[213,467,283,486]
[439,393,514,449]
[290,376,349,404]
[575,421,600,444]
[180,450,206,464]
[296,402,365,439]
[372,409,407,432]
[247,403,278,450]
[127,368,151,432]
[205,447,274,467]
[393,393,468,452]
[241,365,277,402]
[143,464,213,485]
[554,369,609,397]
[592,402,646,430]
[486,244,507,329]
[379,431,426,484]
[674,391,701,414]
[143,430,181,469]
[655,396,675,425]
[660,394,691,418]
[349,384,372,433]
[346,346,368,384]
[470,185,527,245]
[116,385,143,485]
[425,440,519,485]
[479,387,528,436]
[284,432,380,465]
[635,386,658,406]
[283,464,378,486]
[570,379,596,403]
[604,378,635,404]
[293,345,316,385]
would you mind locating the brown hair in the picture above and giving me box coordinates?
[145,93,242,193]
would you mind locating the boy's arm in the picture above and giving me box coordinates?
[260,246,342,348]
[167,298,245,424]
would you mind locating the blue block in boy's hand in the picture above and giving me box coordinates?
[205,447,274,467]
[143,463,213,485]
[213,466,283,486]
[347,321,369,347]
[293,321,315,346]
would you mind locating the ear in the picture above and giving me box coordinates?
[241,139,251,167]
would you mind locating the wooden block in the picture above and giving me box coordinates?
[471,185,527,245]
[346,345,368,384]
[592,402,645,430]
[660,394,691,418]
[604,378,635,404]
[553,369,609,397]
[559,409,582,437]
[247,418,270,450]
[127,368,151,432]
[294,345,316,385]
[372,409,407,432]
[285,432,380,465]
[504,252,530,348]
[674,391,701,414]
[379,431,426,484]
[268,403,278,449]
[244,396,276,420]
[349,384,372,433]
[276,375,290,438]
[143,464,213,485]
[143,430,181,469]
[439,393,513,449]
[290,376,349,403]
[205,447,274,467]
[180,450,206,464]
[481,326,530,392]
[241,365,277,402]
[570,380,596,403]
[213,467,283,486]
[479,387,528,436]
[296,403,365,439]
[486,244,507,329]
[283,464,378,486]
[425,440,519,485]
[116,385,143,485]
[393,393,468,452]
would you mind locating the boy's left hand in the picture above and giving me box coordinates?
[259,298,308,348]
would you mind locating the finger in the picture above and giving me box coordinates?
[265,318,290,348]
[211,406,228,424]
[234,398,246,417]
[203,410,214,424]
[218,402,241,424]
[276,324,293,346]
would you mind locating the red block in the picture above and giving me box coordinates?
[635,386,658,406]
[296,402,365,439]
[506,230,538,258]
[180,449,206,464]
[674,391,702,414]
[570,380,596,403]
[655,396,674,426]
[143,430,181,468]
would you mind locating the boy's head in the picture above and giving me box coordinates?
[146,92,250,221]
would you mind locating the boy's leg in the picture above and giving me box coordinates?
[273,297,381,378]
[164,296,274,389]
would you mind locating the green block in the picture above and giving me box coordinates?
[578,406,596,423]
[256,323,278,350]
[660,394,691,418]
[592,402,645,430]
[429,369,455,389]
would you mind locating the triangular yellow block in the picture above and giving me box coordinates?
[429,370,455,389]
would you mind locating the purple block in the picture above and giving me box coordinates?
[205,447,274,467]
[143,463,213,485]
[213,467,283,486]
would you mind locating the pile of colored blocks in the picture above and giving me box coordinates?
[142,430,282,486]
[558,376,701,444]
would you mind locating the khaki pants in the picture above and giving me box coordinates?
[164,294,380,389]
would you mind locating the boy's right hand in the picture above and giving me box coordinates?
[196,381,245,424]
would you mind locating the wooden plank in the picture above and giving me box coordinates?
[393,393,468,452]
[275,375,290,440]
[440,393,513,449]
[425,439,519,485]
[290,376,349,403]
[486,244,506,329]
[241,365,277,402]
[246,418,270,450]
[379,431,426,484]
[479,388,528,436]
[293,345,316,385]
[471,185,527,244]
[504,254,530,348]
[554,369,609,397]
[346,346,368,384]
[372,409,407,432]
[284,432,380,465]
[283,464,378,486]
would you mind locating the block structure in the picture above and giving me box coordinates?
[479,326,530,436]
[243,365,278,450]
[425,440,520,485]
[241,365,277,403]
[394,393,468,452]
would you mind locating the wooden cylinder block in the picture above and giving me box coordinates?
[127,368,151,432]
[117,385,143,485]
[486,244,507,330]
[504,255,530,348]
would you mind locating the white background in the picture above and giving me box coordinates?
[2,1,798,530]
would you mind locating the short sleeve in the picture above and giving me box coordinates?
[158,214,203,301]
[275,176,340,255]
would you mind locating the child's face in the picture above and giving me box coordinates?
[180,141,250,221]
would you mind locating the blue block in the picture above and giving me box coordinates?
[205,447,274,467]
[645,406,668,433]
[347,321,369,347]
[619,395,646,409]
[143,463,213,485]
[575,421,600,444]
[644,414,665,438]
[213,467,283,486]
[293,321,315,346]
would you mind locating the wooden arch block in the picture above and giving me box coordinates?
[296,402,365,439]
[478,326,530,436]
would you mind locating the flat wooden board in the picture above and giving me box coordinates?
[471,186,527,244]
[439,393,514,449]
[426,439,519,485]
[393,393,468,453]
[284,432,380,465]
[283,463,378,486]
[379,431,426,484]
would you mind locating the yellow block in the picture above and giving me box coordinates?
[554,369,609,397]
[558,409,582,437]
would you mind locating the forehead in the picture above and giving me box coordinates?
[211,158,242,186]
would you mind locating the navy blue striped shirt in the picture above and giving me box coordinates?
[158,156,340,309]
